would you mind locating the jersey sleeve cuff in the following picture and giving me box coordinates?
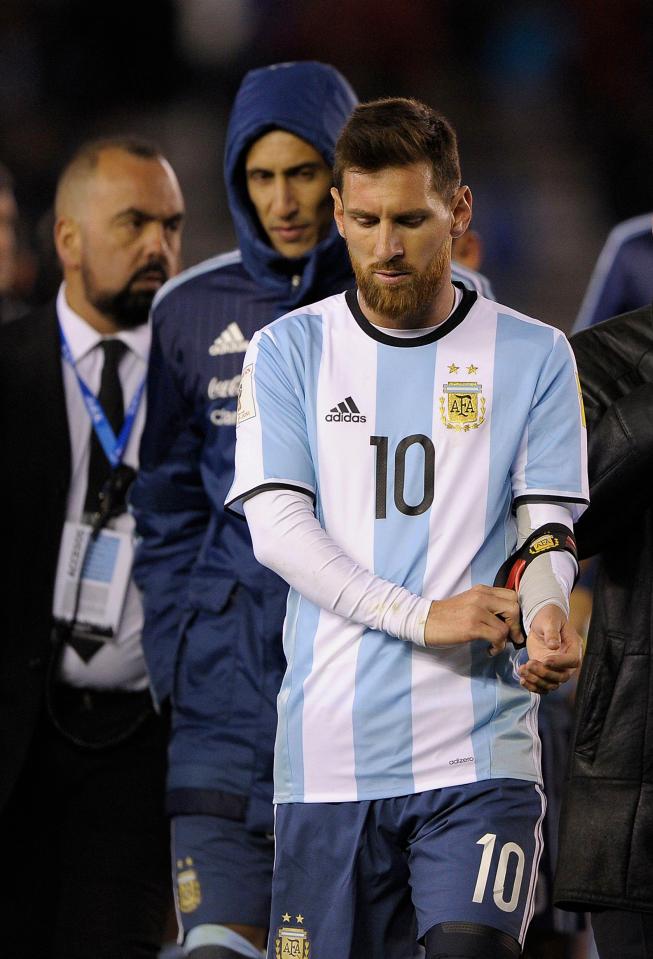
[513,492,589,522]
[225,481,316,518]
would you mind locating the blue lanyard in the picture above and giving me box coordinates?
[59,324,145,468]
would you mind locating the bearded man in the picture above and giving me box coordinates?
[0,137,184,958]
[227,98,587,959]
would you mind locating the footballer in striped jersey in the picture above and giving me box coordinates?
[228,98,587,959]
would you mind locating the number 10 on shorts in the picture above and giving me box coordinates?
[472,833,526,913]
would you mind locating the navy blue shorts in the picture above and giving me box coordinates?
[172,814,274,935]
[268,779,545,959]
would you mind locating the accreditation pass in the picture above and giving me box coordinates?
[52,521,133,640]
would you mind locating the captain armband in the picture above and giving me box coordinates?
[493,524,579,647]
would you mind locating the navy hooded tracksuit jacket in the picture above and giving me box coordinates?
[131,62,358,833]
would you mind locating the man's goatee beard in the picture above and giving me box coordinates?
[94,288,157,330]
[83,261,169,330]
[350,238,451,327]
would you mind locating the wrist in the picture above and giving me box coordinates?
[525,598,567,635]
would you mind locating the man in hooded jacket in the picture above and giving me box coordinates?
[130,62,358,959]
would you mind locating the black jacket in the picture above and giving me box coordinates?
[554,304,653,913]
[0,303,71,812]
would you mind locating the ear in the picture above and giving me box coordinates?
[450,186,473,240]
[331,187,345,238]
[54,215,82,270]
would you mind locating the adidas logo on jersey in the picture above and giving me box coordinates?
[209,323,250,355]
[325,396,366,423]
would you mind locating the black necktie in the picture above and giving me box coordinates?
[84,339,127,515]
[68,339,127,663]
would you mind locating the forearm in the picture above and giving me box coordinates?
[243,489,431,645]
[515,503,577,632]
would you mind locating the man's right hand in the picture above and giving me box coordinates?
[424,585,522,654]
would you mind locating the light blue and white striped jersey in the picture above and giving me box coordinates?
[227,286,589,803]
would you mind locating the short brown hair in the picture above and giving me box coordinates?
[334,97,461,199]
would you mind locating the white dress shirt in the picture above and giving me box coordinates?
[55,283,150,690]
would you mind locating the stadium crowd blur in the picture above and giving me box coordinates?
[1,2,652,958]
[2,0,653,328]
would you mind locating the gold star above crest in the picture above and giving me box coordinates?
[467,364,478,374]
[185,857,193,866]
[282,913,291,923]
[448,362,459,374]
[296,914,304,924]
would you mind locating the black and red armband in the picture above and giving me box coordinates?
[494,524,578,592]
[493,524,579,646]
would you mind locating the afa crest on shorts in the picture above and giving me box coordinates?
[176,857,202,913]
[275,914,310,958]
[439,363,486,431]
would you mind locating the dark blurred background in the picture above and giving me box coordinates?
[2,0,652,331]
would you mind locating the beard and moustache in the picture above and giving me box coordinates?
[81,259,169,330]
[349,236,451,327]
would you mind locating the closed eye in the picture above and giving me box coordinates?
[288,164,321,181]
[397,215,426,227]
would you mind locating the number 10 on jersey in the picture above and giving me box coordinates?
[370,434,435,519]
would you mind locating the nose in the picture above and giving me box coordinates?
[374,221,403,263]
[142,221,168,259]
[271,177,298,220]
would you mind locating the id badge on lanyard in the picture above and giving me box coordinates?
[54,325,145,641]
[53,522,134,640]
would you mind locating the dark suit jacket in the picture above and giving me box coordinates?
[0,302,71,811]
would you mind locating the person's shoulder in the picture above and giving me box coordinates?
[572,303,653,369]
[262,289,348,339]
[0,301,56,353]
[480,295,564,336]
[603,212,653,253]
[152,249,245,313]
[252,290,349,368]
[475,298,572,372]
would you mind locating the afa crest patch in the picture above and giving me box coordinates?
[529,534,560,556]
[275,914,310,958]
[176,857,201,913]
[439,376,486,431]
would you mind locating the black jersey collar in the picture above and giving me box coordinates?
[345,282,477,347]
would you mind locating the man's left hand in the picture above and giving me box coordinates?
[518,604,582,695]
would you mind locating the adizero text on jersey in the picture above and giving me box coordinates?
[226,287,589,803]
